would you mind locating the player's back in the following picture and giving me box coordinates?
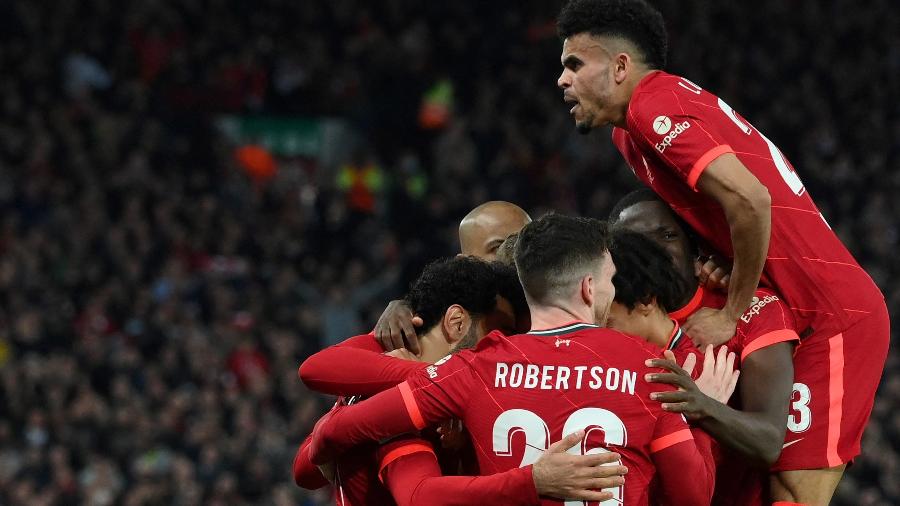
[454,323,701,506]
[613,70,883,339]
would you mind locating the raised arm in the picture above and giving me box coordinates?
[298,334,424,396]
[685,155,771,345]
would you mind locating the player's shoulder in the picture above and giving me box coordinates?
[628,71,718,122]
[740,287,794,326]
[575,327,662,359]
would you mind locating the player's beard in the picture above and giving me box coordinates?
[453,322,481,353]
[594,299,612,327]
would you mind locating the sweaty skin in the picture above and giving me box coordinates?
[458,201,532,261]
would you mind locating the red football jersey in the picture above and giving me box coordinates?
[667,286,798,506]
[669,286,799,363]
[612,71,883,341]
[295,332,538,506]
[310,323,715,506]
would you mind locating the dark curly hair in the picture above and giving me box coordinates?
[557,0,668,70]
[515,213,610,304]
[404,256,503,333]
[609,228,690,311]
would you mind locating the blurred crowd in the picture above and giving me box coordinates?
[0,0,898,504]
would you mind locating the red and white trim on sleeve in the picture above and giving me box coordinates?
[650,428,694,453]
[377,443,436,483]
[398,381,426,429]
[687,144,734,190]
[740,329,800,361]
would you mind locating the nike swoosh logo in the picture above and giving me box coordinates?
[782,438,803,449]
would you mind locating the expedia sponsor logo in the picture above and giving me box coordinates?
[654,121,691,153]
[741,295,779,323]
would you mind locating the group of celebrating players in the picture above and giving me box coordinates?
[291,1,890,505]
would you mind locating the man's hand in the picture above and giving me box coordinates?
[645,347,740,420]
[532,430,627,502]
[374,300,424,354]
[695,254,732,291]
[683,307,738,347]
[692,346,740,404]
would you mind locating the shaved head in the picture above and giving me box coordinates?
[459,201,532,261]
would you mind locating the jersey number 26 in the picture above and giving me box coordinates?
[492,408,626,506]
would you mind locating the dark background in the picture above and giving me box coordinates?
[0,0,897,504]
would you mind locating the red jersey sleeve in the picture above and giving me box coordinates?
[626,87,735,190]
[292,434,329,489]
[376,437,539,506]
[309,355,476,465]
[651,412,715,505]
[734,290,800,362]
[299,333,425,396]
[402,352,478,421]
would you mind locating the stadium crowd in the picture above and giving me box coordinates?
[0,0,898,504]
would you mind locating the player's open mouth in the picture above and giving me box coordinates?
[564,96,579,114]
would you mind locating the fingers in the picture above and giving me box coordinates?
[662,350,676,362]
[384,324,405,352]
[724,350,736,378]
[714,345,729,374]
[576,452,622,467]
[660,401,691,412]
[644,359,686,376]
[681,352,697,377]
[650,390,689,403]
[399,318,421,355]
[719,274,731,288]
[570,490,615,502]
[695,256,711,285]
[547,430,585,454]
[707,268,730,289]
[722,370,740,402]
[645,372,690,389]
[699,344,715,379]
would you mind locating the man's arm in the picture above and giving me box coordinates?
[378,432,625,506]
[695,342,794,465]
[299,334,425,396]
[686,154,771,345]
[651,420,715,505]
[292,435,330,489]
[647,342,794,465]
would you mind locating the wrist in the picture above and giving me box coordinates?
[721,303,744,322]
[694,393,720,421]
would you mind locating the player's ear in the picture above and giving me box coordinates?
[613,52,630,84]
[636,299,655,317]
[581,274,594,307]
[443,304,470,344]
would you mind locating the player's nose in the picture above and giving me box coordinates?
[557,70,571,89]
